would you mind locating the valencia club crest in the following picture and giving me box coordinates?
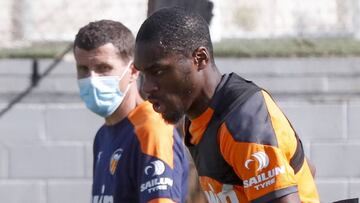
[109,148,123,175]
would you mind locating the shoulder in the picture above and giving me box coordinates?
[221,90,278,146]
[94,124,106,144]
[128,101,175,140]
[128,101,178,168]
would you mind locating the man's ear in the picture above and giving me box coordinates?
[193,47,209,70]
[129,62,139,82]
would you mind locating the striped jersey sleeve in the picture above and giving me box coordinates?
[218,91,299,202]
[128,101,188,203]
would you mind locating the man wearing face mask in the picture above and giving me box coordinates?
[74,20,189,203]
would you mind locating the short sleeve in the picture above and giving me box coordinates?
[128,101,188,202]
[135,128,187,203]
[219,91,298,202]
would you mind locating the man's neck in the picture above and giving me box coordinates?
[105,85,143,126]
[187,65,222,120]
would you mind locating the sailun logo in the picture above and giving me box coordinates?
[144,160,165,176]
[244,151,269,171]
[140,160,173,194]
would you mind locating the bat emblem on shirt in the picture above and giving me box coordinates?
[244,151,269,171]
[109,148,123,175]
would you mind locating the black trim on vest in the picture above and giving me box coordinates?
[289,135,305,174]
[252,186,298,203]
[211,74,260,121]
[286,120,305,174]
[185,72,306,188]
[185,115,244,185]
[185,73,260,186]
[224,91,279,147]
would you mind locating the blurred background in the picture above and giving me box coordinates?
[1,0,360,202]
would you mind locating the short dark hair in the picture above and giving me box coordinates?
[136,7,213,59]
[74,20,134,62]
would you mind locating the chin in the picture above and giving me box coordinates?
[162,111,184,124]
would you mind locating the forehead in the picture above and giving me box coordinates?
[74,43,121,65]
[134,41,184,71]
[134,41,162,68]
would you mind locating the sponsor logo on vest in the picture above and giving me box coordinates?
[243,165,285,190]
[244,151,269,171]
[93,185,113,203]
[144,160,165,176]
[140,177,173,193]
[204,184,239,203]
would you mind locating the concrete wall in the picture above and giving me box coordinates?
[216,0,355,38]
[0,0,147,47]
[0,57,359,202]
[0,0,359,47]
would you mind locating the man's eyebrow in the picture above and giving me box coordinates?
[96,62,111,67]
[143,62,166,71]
[139,62,161,71]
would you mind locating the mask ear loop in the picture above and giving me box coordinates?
[118,60,132,81]
[122,83,131,96]
[118,60,133,95]
[106,61,133,117]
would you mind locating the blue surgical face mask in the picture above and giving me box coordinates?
[77,62,131,117]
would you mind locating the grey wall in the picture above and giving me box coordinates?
[1,57,360,202]
[1,0,360,47]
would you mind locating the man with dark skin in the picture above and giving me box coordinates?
[134,7,319,203]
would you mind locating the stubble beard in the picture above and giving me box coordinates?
[162,108,185,124]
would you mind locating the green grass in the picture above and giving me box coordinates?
[213,37,360,58]
[2,38,360,58]
[0,42,72,59]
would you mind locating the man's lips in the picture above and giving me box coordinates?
[147,98,164,113]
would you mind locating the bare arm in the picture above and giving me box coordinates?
[269,192,301,203]
[306,157,316,177]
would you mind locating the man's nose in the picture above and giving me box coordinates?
[89,70,101,77]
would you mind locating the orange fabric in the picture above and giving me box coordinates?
[148,198,176,203]
[199,176,248,203]
[189,108,214,145]
[128,101,174,168]
[261,91,298,160]
[295,159,320,202]
[190,91,319,202]
[261,90,319,201]
[219,124,297,200]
